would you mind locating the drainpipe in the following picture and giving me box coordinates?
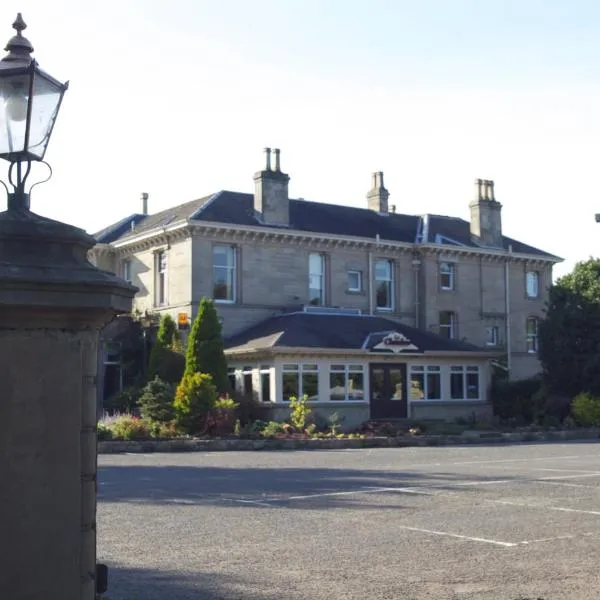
[368,250,374,315]
[504,245,513,378]
[412,254,421,328]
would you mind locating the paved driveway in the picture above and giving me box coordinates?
[98,442,600,599]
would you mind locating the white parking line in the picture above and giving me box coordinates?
[493,499,600,516]
[536,481,599,489]
[538,472,600,480]
[398,525,517,547]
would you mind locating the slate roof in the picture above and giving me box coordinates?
[223,312,489,355]
[94,190,559,259]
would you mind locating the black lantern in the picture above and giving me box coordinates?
[0,13,68,209]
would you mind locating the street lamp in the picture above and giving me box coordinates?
[0,13,68,212]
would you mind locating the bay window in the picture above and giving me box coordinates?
[329,364,365,401]
[282,364,319,401]
[450,366,480,400]
[410,366,442,400]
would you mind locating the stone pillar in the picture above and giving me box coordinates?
[0,207,136,600]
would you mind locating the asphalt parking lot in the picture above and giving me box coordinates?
[98,442,600,600]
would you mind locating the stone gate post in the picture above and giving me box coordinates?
[0,207,136,599]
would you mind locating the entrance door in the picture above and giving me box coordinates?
[369,363,408,419]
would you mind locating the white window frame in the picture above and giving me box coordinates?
[308,253,325,306]
[347,270,362,292]
[242,365,254,399]
[374,258,395,311]
[440,262,455,291]
[155,250,168,307]
[121,259,132,284]
[212,245,237,304]
[227,367,237,392]
[281,363,320,402]
[259,365,272,403]
[485,325,499,347]
[439,311,456,339]
[526,317,539,353]
[328,364,365,402]
[526,270,540,298]
[409,365,442,401]
[449,365,480,400]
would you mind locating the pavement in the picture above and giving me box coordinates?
[98,442,600,600]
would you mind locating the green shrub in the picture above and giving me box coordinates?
[261,421,286,438]
[138,376,175,423]
[490,376,543,424]
[97,422,113,441]
[572,392,600,427]
[109,415,150,440]
[174,372,218,434]
[103,386,142,414]
[289,394,311,431]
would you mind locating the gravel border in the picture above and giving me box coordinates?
[98,428,600,454]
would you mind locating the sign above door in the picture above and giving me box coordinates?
[369,331,419,353]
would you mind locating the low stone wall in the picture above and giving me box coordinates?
[98,428,600,454]
[409,400,492,421]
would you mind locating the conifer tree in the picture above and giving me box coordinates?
[184,297,228,392]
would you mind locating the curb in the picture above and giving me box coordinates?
[98,428,600,454]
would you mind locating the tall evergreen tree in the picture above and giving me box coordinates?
[156,314,177,347]
[184,297,228,392]
[147,314,185,384]
[539,258,600,397]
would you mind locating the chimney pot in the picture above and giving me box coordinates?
[263,147,272,171]
[141,192,149,215]
[273,148,281,172]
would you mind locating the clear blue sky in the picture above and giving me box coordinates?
[3,0,600,277]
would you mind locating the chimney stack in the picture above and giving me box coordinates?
[254,147,290,227]
[469,178,503,247]
[141,192,149,215]
[367,171,390,214]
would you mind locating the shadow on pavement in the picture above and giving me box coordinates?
[98,464,521,510]
[104,564,275,600]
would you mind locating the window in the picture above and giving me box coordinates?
[526,317,539,353]
[260,366,271,403]
[227,367,237,392]
[439,311,456,339]
[375,259,394,310]
[440,262,455,290]
[213,245,236,303]
[526,271,540,298]
[410,366,442,400]
[155,251,167,306]
[282,364,319,401]
[450,366,480,400]
[309,253,325,305]
[121,259,132,284]
[329,364,365,401]
[485,325,499,347]
[242,366,254,399]
[347,270,362,292]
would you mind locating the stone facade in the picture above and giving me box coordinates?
[91,157,560,384]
